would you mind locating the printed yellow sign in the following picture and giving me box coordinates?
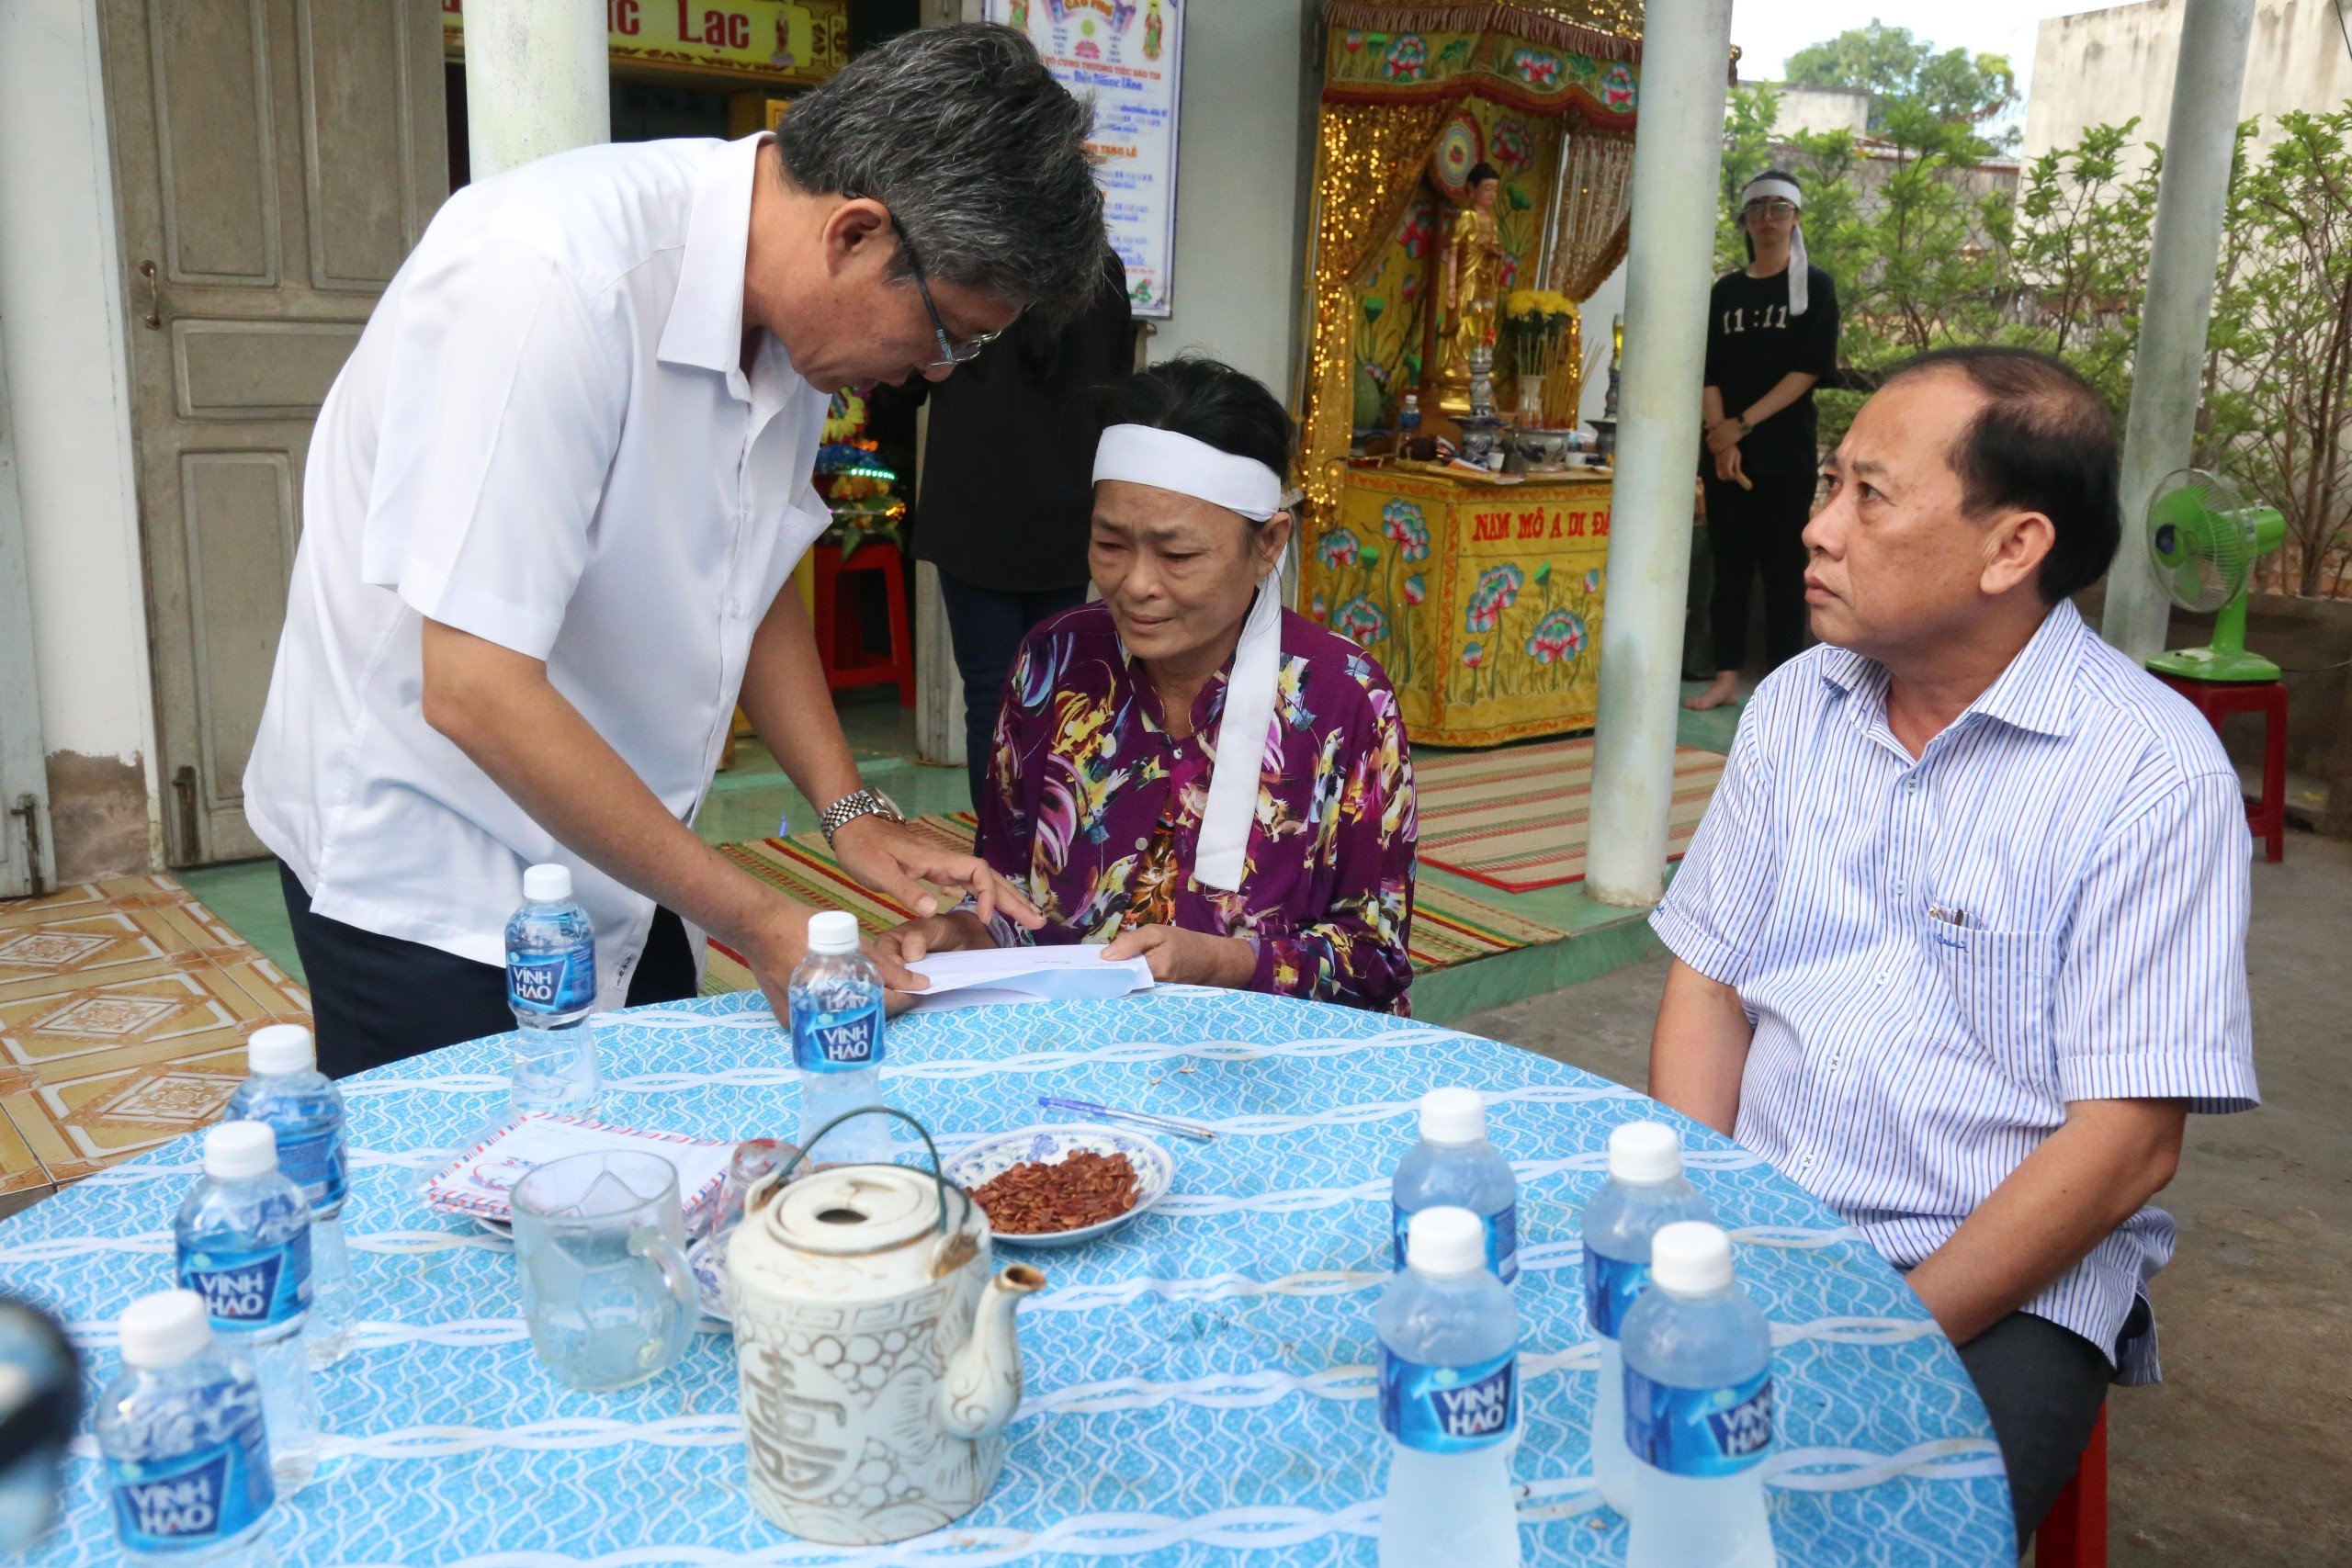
[442,1,848,85]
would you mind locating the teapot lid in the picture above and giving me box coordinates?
[764,1165,956,1257]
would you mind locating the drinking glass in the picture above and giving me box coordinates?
[511,1151,696,1391]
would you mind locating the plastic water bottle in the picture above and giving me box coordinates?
[96,1291,275,1565]
[0,1295,79,1550]
[1375,1206,1521,1568]
[790,911,889,1164]
[505,863,601,1117]
[225,1025,352,1369]
[1391,1089,1519,1283]
[1622,1222,1777,1568]
[1581,1122,1717,1514]
[173,1123,320,1493]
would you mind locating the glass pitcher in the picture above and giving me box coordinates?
[511,1151,697,1391]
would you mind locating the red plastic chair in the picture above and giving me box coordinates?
[2151,673,2288,863]
[811,542,915,707]
[2038,1404,2107,1567]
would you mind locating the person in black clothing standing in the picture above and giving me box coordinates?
[1686,169,1841,711]
[902,249,1137,805]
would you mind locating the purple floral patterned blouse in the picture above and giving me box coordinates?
[975,601,1418,1012]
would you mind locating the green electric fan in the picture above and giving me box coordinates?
[2144,468,2286,682]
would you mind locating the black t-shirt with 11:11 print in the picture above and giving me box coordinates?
[1702,263,1840,478]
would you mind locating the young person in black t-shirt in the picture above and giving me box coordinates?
[1686,169,1841,711]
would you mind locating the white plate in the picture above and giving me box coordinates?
[942,1126,1174,1250]
[688,1231,734,1325]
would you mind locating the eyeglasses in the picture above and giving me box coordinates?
[891,216,1004,370]
[1743,199,1798,219]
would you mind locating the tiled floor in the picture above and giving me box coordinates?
[0,876,311,1215]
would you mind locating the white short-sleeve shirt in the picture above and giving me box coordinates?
[245,134,832,1006]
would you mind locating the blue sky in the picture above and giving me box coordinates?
[1731,0,2143,125]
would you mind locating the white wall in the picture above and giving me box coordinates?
[0,2,159,874]
[2024,0,2352,170]
[1151,0,1316,397]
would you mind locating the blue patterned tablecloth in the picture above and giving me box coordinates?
[1,987,2013,1565]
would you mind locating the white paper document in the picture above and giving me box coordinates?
[423,1112,734,1224]
[902,946,1156,1012]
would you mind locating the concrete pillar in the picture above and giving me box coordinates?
[2101,0,2256,664]
[1583,0,1735,908]
[463,0,610,183]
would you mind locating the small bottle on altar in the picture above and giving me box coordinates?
[1399,393,1421,436]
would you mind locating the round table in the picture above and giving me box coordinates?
[3,988,2014,1564]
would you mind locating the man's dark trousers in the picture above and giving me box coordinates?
[278,862,698,1079]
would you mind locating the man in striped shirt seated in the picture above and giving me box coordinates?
[1647,346,2259,1542]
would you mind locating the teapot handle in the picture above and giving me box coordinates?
[763,1107,965,1238]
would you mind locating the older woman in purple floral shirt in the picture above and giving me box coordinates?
[875,357,1417,1012]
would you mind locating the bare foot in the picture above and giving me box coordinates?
[1682,672,1742,711]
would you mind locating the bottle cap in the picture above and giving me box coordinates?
[522,863,572,903]
[204,1121,279,1181]
[1405,1206,1487,1277]
[119,1290,212,1370]
[807,910,860,955]
[1608,1121,1683,1184]
[1417,1088,1487,1146]
[248,1023,315,1077]
[1650,1221,1735,1296]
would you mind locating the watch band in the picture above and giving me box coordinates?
[819,787,904,845]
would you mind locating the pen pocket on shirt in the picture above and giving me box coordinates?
[1923,926,2052,1074]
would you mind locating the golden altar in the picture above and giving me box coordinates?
[1305,465,1611,747]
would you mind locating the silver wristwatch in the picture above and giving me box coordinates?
[819,786,905,845]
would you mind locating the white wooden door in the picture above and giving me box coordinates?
[99,0,447,864]
[0,313,51,898]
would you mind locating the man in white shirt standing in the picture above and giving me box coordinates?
[1648,347,2258,1541]
[246,26,1098,1076]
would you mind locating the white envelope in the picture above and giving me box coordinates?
[902,946,1155,1012]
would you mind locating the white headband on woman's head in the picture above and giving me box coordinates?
[1089,420,1288,892]
[1740,175,1811,318]
[1093,423,1286,522]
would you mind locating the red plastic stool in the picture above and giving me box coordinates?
[2038,1404,2108,1567]
[2151,673,2287,863]
[812,542,915,707]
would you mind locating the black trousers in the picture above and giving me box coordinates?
[1701,469,1815,673]
[1957,1309,2119,1544]
[278,862,699,1080]
[935,571,1089,809]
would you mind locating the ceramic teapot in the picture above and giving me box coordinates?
[727,1109,1044,1545]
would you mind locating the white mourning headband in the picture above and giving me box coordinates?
[1093,424,1287,522]
[1740,175,1811,317]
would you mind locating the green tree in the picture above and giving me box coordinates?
[2201,107,2352,596]
[2000,118,2162,414]
[1784,22,2018,143]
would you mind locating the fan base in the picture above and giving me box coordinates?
[2148,646,2280,682]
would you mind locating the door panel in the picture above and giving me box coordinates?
[151,0,280,286]
[102,0,447,866]
[179,451,298,808]
[297,0,435,290]
[172,320,363,417]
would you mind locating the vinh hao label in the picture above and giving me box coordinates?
[1378,1348,1517,1453]
[275,1125,348,1212]
[793,1003,881,1072]
[1390,1201,1521,1284]
[508,940,594,1015]
[1625,1367,1775,1477]
[180,1230,312,1328]
[107,1411,274,1549]
[1583,1250,1649,1339]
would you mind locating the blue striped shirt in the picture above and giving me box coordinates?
[1652,601,2258,1383]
